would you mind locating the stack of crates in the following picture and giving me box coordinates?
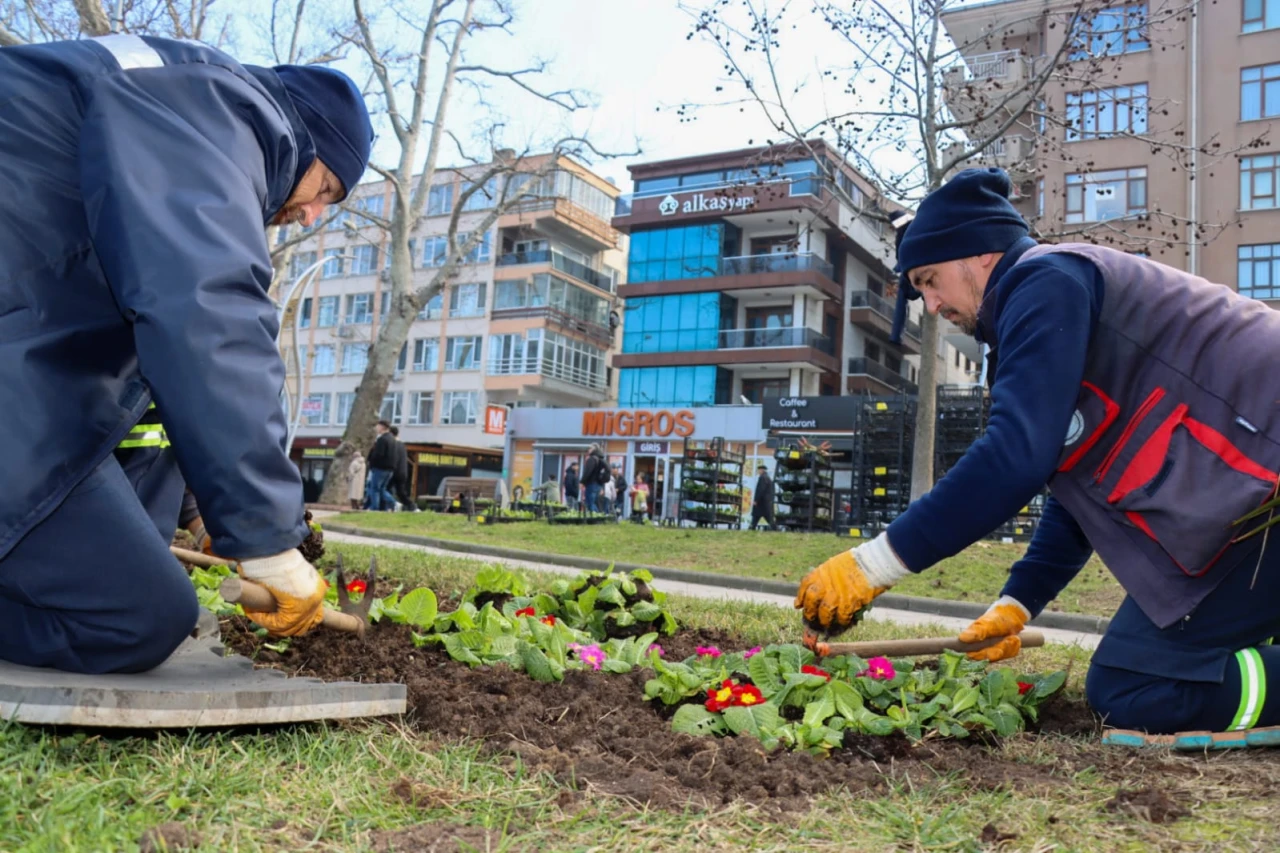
[934,385,988,481]
[850,395,916,532]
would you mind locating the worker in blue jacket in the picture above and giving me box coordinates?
[0,34,372,674]
[797,167,1280,740]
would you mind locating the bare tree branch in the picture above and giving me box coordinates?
[455,63,589,110]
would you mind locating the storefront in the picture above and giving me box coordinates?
[505,405,772,523]
[760,396,863,528]
[289,437,502,503]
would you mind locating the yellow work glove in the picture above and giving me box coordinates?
[795,532,909,633]
[958,596,1031,662]
[237,549,327,637]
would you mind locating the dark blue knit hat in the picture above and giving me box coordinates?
[274,64,373,201]
[895,167,1029,276]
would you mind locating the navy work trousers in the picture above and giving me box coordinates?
[0,449,199,674]
[1087,537,1280,733]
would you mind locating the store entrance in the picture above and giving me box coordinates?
[631,455,670,521]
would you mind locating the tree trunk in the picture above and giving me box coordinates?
[909,311,938,501]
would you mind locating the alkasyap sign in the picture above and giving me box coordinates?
[658,192,756,216]
[760,396,858,431]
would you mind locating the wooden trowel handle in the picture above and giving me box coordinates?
[818,630,1045,658]
[219,577,365,635]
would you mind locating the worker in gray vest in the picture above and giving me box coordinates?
[797,167,1280,742]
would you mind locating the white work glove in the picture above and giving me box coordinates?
[237,549,327,636]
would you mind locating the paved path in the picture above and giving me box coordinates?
[322,528,1101,651]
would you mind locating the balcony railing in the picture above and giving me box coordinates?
[848,290,921,340]
[487,357,607,392]
[722,252,835,280]
[718,326,834,355]
[495,249,615,293]
[963,49,1026,81]
[848,357,917,394]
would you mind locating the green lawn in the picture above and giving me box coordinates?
[331,511,1126,618]
[5,544,1277,852]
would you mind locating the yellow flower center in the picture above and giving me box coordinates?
[715,687,733,703]
[739,693,758,705]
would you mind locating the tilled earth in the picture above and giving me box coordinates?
[218,605,1271,817]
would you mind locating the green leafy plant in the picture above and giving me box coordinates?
[645,644,1067,754]
[547,567,678,640]
[188,563,240,617]
[463,565,530,612]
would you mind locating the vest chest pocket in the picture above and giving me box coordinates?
[1057,381,1120,473]
[1107,404,1280,575]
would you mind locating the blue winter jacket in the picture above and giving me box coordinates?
[0,34,313,560]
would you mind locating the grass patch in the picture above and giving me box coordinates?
[332,511,1125,617]
[7,543,1272,852]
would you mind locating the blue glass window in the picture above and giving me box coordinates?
[622,293,722,353]
[617,366,731,407]
[626,224,725,283]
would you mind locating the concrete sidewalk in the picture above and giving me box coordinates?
[322,528,1102,651]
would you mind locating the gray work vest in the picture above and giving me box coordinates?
[1012,244,1280,628]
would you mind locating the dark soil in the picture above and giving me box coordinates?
[298,511,325,564]
[368,821,494,853]
[138,822,200,852]
[218,614,1118,812]
[1105,786,1189,824]
[979,823,1019,846]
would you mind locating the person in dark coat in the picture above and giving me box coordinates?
[0,34,372,674]
[563,463,580,511]
[797,167,1280,741]
[388,425,414,511]
[580,445,608,513]
[750,467,775,530]
[612,466,628,518]
[365,421,398,511]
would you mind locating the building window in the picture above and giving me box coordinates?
[1065,84,1148,141]
[312,344,336,375]
[1243,63,1280,121]
[290,250,317,280]
[413,337,439,371]
[380,392,402,424]
[316,295,339,328]
[1239,243,1280,299]
[623,293,722,353]
[740,377,789,403]
[461,230,492,264]
[350,244,379,275]
[627,223,732,284]
[1241,154,1280,209]
[542,331,604,390]
[353,194,384,220]
[335,392,356,426]
[427,183,453,216]
[326,209,347,231]
[341,343,369,374]
[422,234,449,267]
[417,292,444,320]
[618,366,731,407]
[489,331,541,374]
[1069,4,1148,59]
[409,391,435,425]
[449,282,487,317]
[290,344,308,376]
[298,297,312,329]
[461,177,498,211]
[1244,0,1280,32]
[445,336,482,370]
[344,292,373,324]
[302,393,329,426]
[322,248,344,278]
[1065,168,1147,223]
[441,390,478,425]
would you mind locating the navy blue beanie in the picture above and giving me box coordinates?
[274,64,373,200]
[895,167,1029,276]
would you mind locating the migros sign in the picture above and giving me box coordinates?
[582,409,695,438]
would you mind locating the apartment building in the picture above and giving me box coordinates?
[279,153,625,493]
[940,0,1280,297]
[609,141,979,408]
